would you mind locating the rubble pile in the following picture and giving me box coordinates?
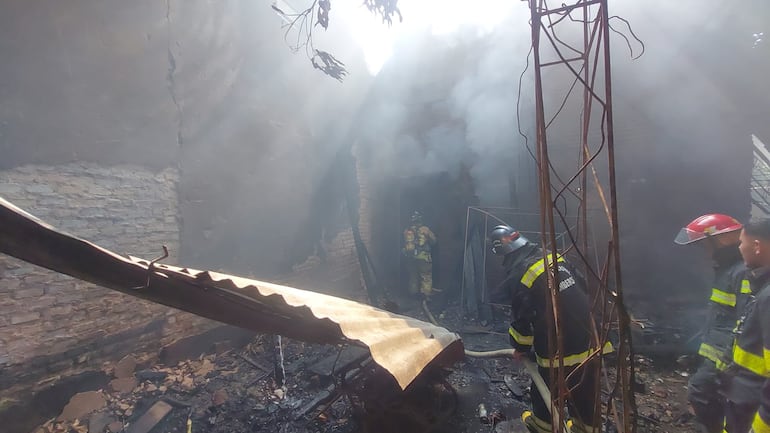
[634,356,696,433]
[32,337,337,433]
[28,307,703,433]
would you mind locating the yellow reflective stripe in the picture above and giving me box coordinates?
[698,343,723,363]
[509,326,534,346]
[709,288,736,307]
[753,412,770,433]
[766,347,770,374]
[520,255,565,288]
[698,343,728,369]
[536,341,613,368]
[741,279,752,294]
[525,412,552,431]
[733,343,770,377]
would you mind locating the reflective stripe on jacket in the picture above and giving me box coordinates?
[728,266,770,432]
[403,224,436,261]
[732,275,770,379]
[698,248,748,368]
[504,245,611,367]
[520,254,565,288]
[534,341,614,368]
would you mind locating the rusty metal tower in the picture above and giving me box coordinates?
[527,0,637,432]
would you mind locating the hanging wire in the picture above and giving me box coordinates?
[524,0,643,431]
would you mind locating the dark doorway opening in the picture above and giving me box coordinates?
[371,171,476,305]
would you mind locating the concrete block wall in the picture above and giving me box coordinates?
[0,163,216,395]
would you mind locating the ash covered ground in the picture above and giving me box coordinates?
[34,301,699,433]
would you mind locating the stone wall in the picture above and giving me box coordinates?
[0,163,216,395]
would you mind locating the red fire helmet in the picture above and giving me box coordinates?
[674,214,743,245]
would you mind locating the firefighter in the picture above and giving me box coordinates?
[722,218,770,433]
[674,214,749,433]
[402,211,436,298]
[489,224,610,433]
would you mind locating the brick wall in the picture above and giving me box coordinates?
[287,227,361,290]
[355,151,373,249]
[282,154,371,300]
[0,163,216,395]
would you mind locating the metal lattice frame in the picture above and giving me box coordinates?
[528,1,636,432]
[459,206,578,307]
[751,135,770,217]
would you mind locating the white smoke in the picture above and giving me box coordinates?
[356,3,537,205]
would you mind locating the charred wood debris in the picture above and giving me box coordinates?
[33,304,700,433]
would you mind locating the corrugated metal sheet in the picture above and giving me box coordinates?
[0,197,464,390]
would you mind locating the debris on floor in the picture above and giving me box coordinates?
[30,306,702,433]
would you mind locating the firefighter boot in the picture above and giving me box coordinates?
[566,419,600,433]
[521,411,552,433]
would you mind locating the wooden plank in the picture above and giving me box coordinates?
[126,401,173,433]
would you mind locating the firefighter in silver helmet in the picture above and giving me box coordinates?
[489,224,610,433]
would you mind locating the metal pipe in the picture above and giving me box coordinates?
[460,206,471,315]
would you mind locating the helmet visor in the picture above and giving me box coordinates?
[674,227,704,245]
[674,223,743,245]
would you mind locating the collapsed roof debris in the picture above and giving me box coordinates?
[0,197,464,390]
[31,333,507,433]
[29,319,702,433]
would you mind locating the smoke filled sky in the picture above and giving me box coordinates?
[330,1,538,205]
[0,0,765,289]
[325,0,767,207]
[323,0,765,298]
[334,0,521,75]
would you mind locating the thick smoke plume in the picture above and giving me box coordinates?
[353,4,537,205]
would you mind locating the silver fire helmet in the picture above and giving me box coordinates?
[489,224,529,255]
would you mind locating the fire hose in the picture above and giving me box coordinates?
[421,299,439,325]
[419,302,553,416]
[419,301,551,407]
[464,349,571,432]
[418,301,570,430]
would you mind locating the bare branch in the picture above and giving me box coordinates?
[311,49,348,82]
[362,0,402,26]
[272,0,401,80]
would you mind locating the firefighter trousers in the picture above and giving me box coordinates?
[723,400,758,433]
[687,360,726,433]
[406,258,432,296]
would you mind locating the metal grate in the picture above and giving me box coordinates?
[751,134,770,217]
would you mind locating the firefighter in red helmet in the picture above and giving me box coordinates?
[674,214,750,433]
